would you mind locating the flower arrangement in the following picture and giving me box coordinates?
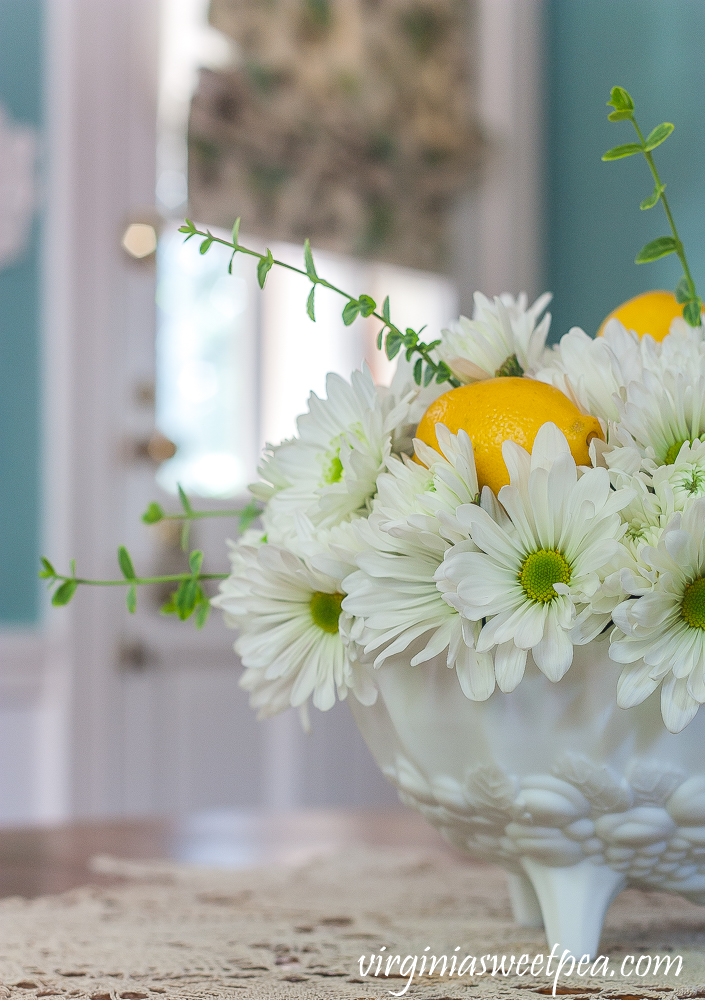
[42,87,705,737]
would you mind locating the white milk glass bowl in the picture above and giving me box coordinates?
[349,639,705,959]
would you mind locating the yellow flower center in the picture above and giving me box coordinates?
[681,577,705,630]
[664,439,691,465]
[519,549,572,604]
[310,591,344,633]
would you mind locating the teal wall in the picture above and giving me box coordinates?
[545,0,705,342]
[0,1,43,624]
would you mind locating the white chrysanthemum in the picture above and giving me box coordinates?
[438,291,551,383]
[251,366,416,531]
[536,320,643,424]
[610,498,705,733]
[212,534,376,719]
[614,472,668,559]
[605,368,705,477]
[651,438,705,512]
[342,426,496,700]
[441,423,634,692]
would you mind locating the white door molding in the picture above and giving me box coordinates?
[476,0,545,300]
[43,0,160,816]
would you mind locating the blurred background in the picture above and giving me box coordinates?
[0,0,704,825]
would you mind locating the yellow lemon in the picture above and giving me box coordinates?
[415,377,603,495]
[597,290,684,341]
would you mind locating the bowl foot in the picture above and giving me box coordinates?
[506,871,544,928]
[521,858,626,959]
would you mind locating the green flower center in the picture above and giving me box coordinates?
[495,353,524,378]
[310,591,344,633]
[322,450,343,484]
[681,577,705,629]
[676,467,705,496]
[520,549,572,604]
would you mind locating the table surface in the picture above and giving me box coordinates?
[0,808,450,899]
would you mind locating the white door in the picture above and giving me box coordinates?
[37,0,543,820]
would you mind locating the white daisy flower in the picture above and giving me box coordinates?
[605,368,705,477]
[610,498,705,733]
[342,426,496,700]
[212,534,375,718]
[251,365,416,531]
[651,438,705,511]
[438,291,552,384]
[613,471,668,559]
[536,320,643,424]
[442,423,634,692]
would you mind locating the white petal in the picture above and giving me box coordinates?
[532,610,574,681]
[494,641,527,692]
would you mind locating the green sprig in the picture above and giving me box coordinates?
[178,219,459,388]
[40,549,226,626]
[40,489,262,627]
[602,86,702,326]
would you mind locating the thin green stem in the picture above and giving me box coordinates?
[161,509,244,521]
[201,231,357,302]
[631,119,698,300]
[187,226,460,389]
[51,572,227,587]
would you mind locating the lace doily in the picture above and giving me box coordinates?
[0,847,701,998]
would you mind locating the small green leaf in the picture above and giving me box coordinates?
[423,364,435,387]
[403,328,417,348]
[257,249,274,288]
[177,484,193,515]
[385,330,402,360]
[199,235,213,254]
[126,585,137,614]
[52,579,77,607]
[635,236,678,264]
[640,184,665,210]
[228,252,235,275]
[160,593,178,616]
[39,557,56,579]
[142,502,164,525]
[607,86,634,112]
[189,549,204,575]
[231,217,241,247]
[195,597,210,629]
[602,143,643,161]
[306,286,316,322]
[413,358,423,384]
[117,545,136,580]
[303,238,317,280]
[435,361,452,383]
[643,122,674,152]
[176,577,199,620]
[675,277,691,304]
[178,219,197,239]
[683,299,703,327]
[607,109,634,122]
[238,500,261,532]
[358,294,376,317]
[342,299,361,325]
[382,296,390,322]
[376,328,384,350]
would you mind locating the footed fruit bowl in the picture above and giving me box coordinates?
[350,644,705,958]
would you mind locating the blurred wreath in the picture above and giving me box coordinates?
[188,0,481,271]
